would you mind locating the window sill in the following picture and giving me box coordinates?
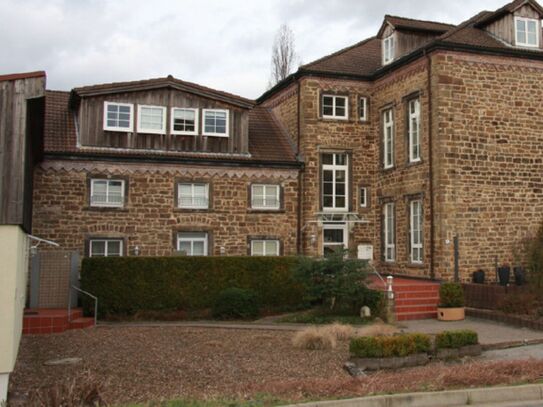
[202,133,229,138]
[174,208,213,213]
[85,206,129,212]
[381,166,396,173]
[247,209,285,214]
[321,116,349,121]
[407,262,426,269]
[406,159,423,168]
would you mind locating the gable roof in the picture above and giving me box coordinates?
[475,0,543,26]
[0,71,45,82]
[377,15,455,38]
[71,75,255,109]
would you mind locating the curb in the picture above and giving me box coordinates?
[280,384,543,407]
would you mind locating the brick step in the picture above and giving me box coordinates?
[397,310,438,321]
[68,317,95,330]
[395,304,438,314]
[395,290,441,299]
[395,297,439,306]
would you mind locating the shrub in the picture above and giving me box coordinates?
[212,287,259,320]
[81,256,305,317]
[292,327,337,350]
[349,333,431,358]
[435,330,479,349]
[499,292,538,315]
[439,282,465,308]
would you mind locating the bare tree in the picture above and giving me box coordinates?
[269,24,297,88]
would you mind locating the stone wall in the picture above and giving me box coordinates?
[32,160,299,257]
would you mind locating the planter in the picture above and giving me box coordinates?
[437,307,465,321]
[472,270,485,284]
[498,266,511,286]
[514,267,525,286]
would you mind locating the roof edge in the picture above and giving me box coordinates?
[0,71,46,82]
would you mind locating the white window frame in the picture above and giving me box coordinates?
[137,105,167,135]
[202,109,229,137]
[171,107,199,136]
[251,184,280,210]
[383,108,394,169]
[383,202,395,262]
[90,179,125,208]
[359,97,368,122]
[515,16,540,48]
[322,153,349,212]
[177,232,209,256]
[250,240,280,256]
[103,102,134,132]
[408,98,421,163]
[410,199,423,264]
[177,183,209,209]
[360,187,368,208]
[322,94,349,120]
[383,34,395,65]
[89,239,124,257]
[322,223,348,256]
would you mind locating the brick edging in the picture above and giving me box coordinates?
[466,307,543,331]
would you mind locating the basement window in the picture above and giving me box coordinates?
[251,240,280,256]
[322,95,348,119]
[89,239,123,257]
[177,232,208,256]
[515,17,539,47]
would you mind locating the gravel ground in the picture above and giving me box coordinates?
[9,326,350,405]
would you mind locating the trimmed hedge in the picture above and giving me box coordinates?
[349,333,431,358]
[81,256,305,317]
[212,287,260,320]
[439,282,465,308]
[435,330,479,349]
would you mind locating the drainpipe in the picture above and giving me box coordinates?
[296,79,304,255]
[425,50,436,280]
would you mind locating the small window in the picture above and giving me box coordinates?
[251,184,280,209]
[322,95,348,119]
[178,183,209,209]
[203,109,229,137]
[89,239,123,257]
[137,105,167,134]
[251,240,280,256]
[177,232,208,256]
[383,35,395,65]
[90,179,125,207]
[103,102,133,132]
[323,224,348,257]
[515,17,539,47]
[359,97,368,122]
[410,199,423,264]
[360,187,368,208]
[408,98,421,163]
[383,108,394,169]
[383,202,395,262]
[171,108,198,135]
[322,153,349,211]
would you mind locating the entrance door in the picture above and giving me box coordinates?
[322,223,348,256]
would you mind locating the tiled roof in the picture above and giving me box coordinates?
[0,71,45,82]
[43,90,298,165]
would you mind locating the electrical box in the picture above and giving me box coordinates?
[357,244,373,262]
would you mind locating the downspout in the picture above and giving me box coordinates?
[296,78,303,255]
[425,50,435,280]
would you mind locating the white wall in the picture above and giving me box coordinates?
[0,225,29,403]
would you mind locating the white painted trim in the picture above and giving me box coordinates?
[408,98,421,163]
[384,202,395,262]
[410,199,423,264]
[514,16,540,48]
[382,34,396,65]
[322,223,349,255]
[322,94,349,120]
[171,107,199,136]
[177,182,209,209]
[137,104,167,135]
[90,178,125,208]
[251,239,280,256]
[103,101,134,132]
[0,373,8,405]
[177,232,209,256]
[202,109,229,137]
[89,239,124,257]
[359,187,368,208]
[251,184,280,210]
[359,97,368,122]
[322,153,349,212]
[383,108,394,169]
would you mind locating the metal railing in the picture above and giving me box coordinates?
[68,286,98,327]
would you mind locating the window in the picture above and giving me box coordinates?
[410,199,423,264]
[251,184,280,209]
[203,109,229,136]
[322,95,348,119]
[515,17,539,47]
[383,202,395,262]
[90,179,125,207]
[383,35,395,65]
[408,98,421,163]
[322,153,349,211]
[383,108,394,169]
[89,239,123,257]
[171,108,198,135]
[178,183,209,209]
[103,102,133,132]
[359,97,368,122]
[360,187,368,208]
[177,232,208,256]
[251,240,280,256]
[323,224,348,257]
[137,105,166,134]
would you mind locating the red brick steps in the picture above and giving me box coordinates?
[23,308,95,334]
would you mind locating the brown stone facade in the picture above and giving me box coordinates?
[32,160,299,257]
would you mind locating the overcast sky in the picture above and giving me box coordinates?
[1,0,508,99]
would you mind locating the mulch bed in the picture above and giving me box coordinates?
[9,326,543,406]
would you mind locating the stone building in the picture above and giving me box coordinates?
[32,0,543,282]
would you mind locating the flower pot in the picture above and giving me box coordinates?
[437,307,465,321]
[498,266,510,286]
[514,267,525,286]
[472,270,485,284]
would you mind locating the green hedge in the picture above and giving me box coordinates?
[349,333,431,358]
[81,256,305,317]
[435,330,479,349]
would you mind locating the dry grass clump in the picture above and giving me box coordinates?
[321,323,355,341]
[292,327,337,350]
[355,323,399,337]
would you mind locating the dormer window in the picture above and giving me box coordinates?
[515,17,539,48]
[137,105,167,134]
[104,102,133,132]
[383,35,395,65]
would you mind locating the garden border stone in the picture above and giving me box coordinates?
[349,353,429,371]
[435,344,482,359]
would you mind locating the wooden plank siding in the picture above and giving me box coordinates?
[396,31,437,59]
[78,88,250,155]
[0,75,45,229]
[485,3,543,49]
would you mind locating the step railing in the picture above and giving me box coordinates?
[68,285,98,326]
